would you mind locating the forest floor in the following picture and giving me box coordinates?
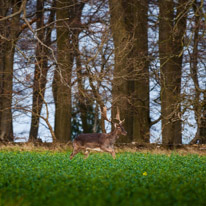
[0,141,206,156]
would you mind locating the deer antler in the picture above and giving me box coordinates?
[102,106,125,125]
[114,107,125,124]
[101,106,112,123]
[115,107,120,122]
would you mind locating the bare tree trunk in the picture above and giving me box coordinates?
[71,3,89,133]
[0,42,14,141]
[109,0,133,142]
[53,0,84,142]
[0,0,23,141]
[29,0,55,141]
[132,0,149,143]
[53,0,72,142]
[159,0,187,145]
[198,93,206,144]
[109,0,149,143]
[190,95,206,144]
[189,1,206,144]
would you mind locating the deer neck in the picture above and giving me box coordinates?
[108,128,119,139]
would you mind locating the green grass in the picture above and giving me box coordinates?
[0,151,206,206]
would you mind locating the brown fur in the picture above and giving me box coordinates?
[70,125,127,159]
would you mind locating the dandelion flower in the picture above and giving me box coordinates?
[143,172,147,176]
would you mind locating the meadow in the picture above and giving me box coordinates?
[0,150,206,206]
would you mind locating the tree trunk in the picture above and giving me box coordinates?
[71,3,90,134]
[109,0,149,143]
[189,1,206,144]
[109,0,131,142]
[132,0,149,143]
[53,0,82,142]
[29,0,55,141]
[0,0,22,141]
[159,0,187,145]
[0,42,14,141]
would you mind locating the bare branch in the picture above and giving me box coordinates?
[101,106,112,123]
[0,0,27,22]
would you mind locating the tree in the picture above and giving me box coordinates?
[189,0,206,144]
[131,1,149,143]
[53,0,85,142]
[0,0,27,141]
[29,0,55,141]
[109,0,149,143]
[77,0,113,135]
[159,0,188,145]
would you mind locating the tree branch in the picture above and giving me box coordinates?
[0,0,27,22]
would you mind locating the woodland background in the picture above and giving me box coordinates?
[0,0,206,145]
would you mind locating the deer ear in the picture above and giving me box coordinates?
[114,123,117,128]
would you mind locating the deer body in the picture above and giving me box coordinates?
[70,108,127,159]
[74,132,117,150]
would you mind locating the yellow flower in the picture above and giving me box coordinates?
[143,172,147,176]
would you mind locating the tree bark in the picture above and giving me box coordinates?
[109,0,149,143]
[132,1,149,143]
[29,0,55,141]
[71,3,90,134]
[159,0,187,145]
[53,0,84,142]
[0,0,23,141]
[189,1,206,144]
[0,42,14,141]
[109,0,132,142]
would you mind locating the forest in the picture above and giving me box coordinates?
[1,1,206,205]
[0,0,206,145]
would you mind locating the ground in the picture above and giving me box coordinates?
[0,142,206,156]
[0,146,205,206]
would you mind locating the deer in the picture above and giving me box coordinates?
[70,107,127,159]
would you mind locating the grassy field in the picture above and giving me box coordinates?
[0,150,206,206]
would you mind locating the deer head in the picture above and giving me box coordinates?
[102,106,127,136]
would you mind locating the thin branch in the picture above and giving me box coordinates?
[0,0,27,22]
